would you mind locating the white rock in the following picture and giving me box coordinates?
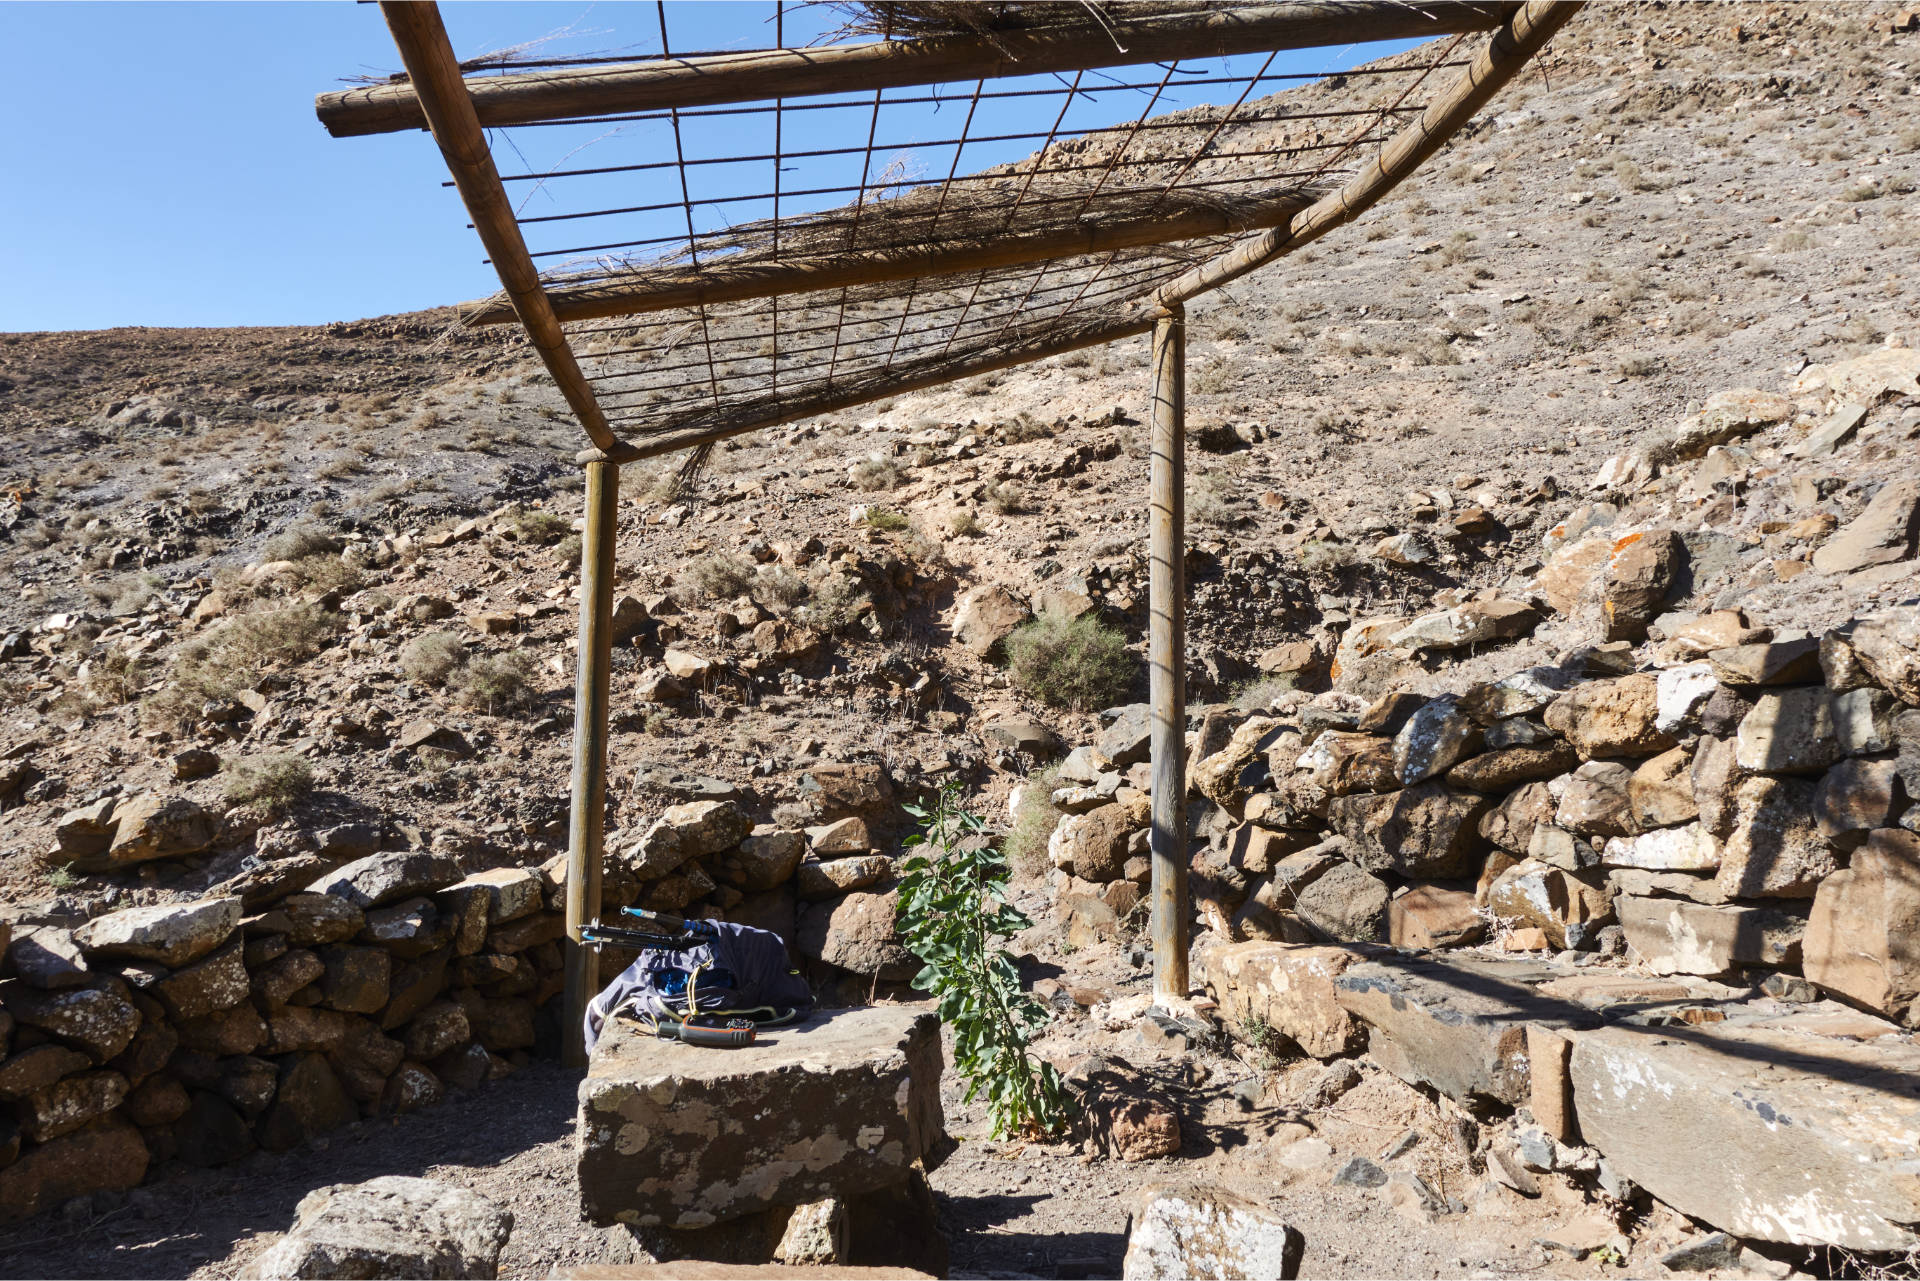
[242,1176,512,1280]
[1602,823,1722,871]
[1655,662,1719,736]
[1122,1183,1303,1281]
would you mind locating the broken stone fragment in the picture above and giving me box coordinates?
[1121,1183,1303,1281]
[951,583,1031,659]
[1486,859,1613,950]
[1716,776,1836,899]
[1392,695,1482,786]
[1389,885,1483,950]
[1849,607,1920,704]
[1544,674,1674,759]
[1811,478,1920,576]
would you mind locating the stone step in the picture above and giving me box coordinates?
[1332,954,1604,1108]
[1570,1012,1920,1251]
[577,1006,946,1230]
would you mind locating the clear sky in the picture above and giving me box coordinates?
[0,2,1418,333]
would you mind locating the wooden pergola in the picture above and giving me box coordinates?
[317,0,1580,1065]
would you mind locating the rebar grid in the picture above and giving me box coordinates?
[450,6,1478,448]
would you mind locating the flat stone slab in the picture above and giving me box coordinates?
[1334,954,1601,1107]
[578,1006,945,1229]
[1571,1018,1920,1250]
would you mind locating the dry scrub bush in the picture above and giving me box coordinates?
[142,603,343,731]
[223,754,312,818]
[1005,612,1136,712]
[852,457,904,491]
[1003,764,1062,879]
[949,510,985,538]
[864,507,910,532]
[458,651,541,715]
[687,554,757,601]
[262,524,340,563]
[509,510,571,545]
[402,632,468,685]
[983,482,1024,515]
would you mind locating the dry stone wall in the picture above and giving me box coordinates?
[0,766,903,1223]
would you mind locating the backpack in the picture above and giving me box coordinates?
[583,919,814,1053]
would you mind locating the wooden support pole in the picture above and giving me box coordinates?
[563,458,618,1068]
[1148,307,1189,1007]
[378,1,621,457]
[462,191,1317,328]
[320,2,1516,138]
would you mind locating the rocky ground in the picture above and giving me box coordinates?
[4,1,1920,1277]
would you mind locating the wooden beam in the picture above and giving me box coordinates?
[578,314,1154,466]
[463,191,1316,328]
[1147,307,1189,1006]
[319,2,1517,138]
[378,1,621,457]
[1156,0,1582,307]
[563,458,618,1068]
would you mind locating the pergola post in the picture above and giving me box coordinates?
[1148,306,1189,1006]
[563,458,619,1067]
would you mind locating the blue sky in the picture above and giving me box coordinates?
[0,3,1416,332]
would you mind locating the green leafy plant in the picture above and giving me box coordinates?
[897,785,1072,1141]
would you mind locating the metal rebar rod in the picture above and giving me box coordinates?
[563,458,619,1068]
[1148,306,1189,1008]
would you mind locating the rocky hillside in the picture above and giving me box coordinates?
[1,0,1919,1242]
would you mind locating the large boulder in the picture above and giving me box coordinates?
[75,896,242,967]
[242,1176,513,1279]
[1335,954,1600,1108]
[578,1006,945,1228]
[1048,804,1132,883]
[1327,783,1488,878]
[1571,1018,1920,1250]
[1,981,142,1061]
[99,793,219,868]
[1121,1183,1303,1281]
[0,1116,148,1224]
[1804,829,1920,1026]
[627,800,752,878]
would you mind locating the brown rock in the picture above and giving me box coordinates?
[1628,747,1699,830]
[1544,675,1674,759]
[1446,742,1577,793]
[1811,479,1920,575]
[797,886,914,979]
[1805,830,1920,1025]
[1486,860,1614,951]
[951,584,1031,659]
[0,1043,91,1100]
[125,1074,190,1127]
[74,896,242,968]
[1708,638,1822,687]
[156,941,249,1020]
[1618,896,1806,977]
[1479,782,1557,855]
[1328,783,1489,878]
[1048,803,1132,883]
[19,1069,129,1141]
[265,1005,355,1055]
[796,855,892,900]
[1,982,141,1062]
[1195,941,1372,1059]
[281,893,365,947]
[319,945,391,1014]
[176,1004,267,1057]
[1555,761,1638,839]
[252,948,324,1009]
[1735,687,1841,776]
[1690,735,1749,838]
[1603,529,1685,642]
[1815,758,1903,846]
[1851,608,1920,705]
[1293,863,1391,945]
[1717,777,1837,899]
[799,763,896,825]
[98,793,218,868]
[1389,886,1484,950]
[0,1117,148,1224]
[1294,732,1396,796]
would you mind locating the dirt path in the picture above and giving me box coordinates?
[0,992,1674,1281]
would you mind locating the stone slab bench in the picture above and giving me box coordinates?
[577,1006,945,1230]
